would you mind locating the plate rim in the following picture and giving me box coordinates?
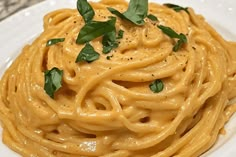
[0,0,236,157]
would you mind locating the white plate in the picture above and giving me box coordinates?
[0,0,235,156]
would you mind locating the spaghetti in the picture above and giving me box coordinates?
[0,0,236,156]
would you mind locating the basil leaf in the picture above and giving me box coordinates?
[147,14,158,21]
[77,0,95,23]
[76,19,116,44]
[46,38,65,46]
[117,30,124,39]
[173,39,184,52]
[101,17,118,54]
[107,7,126,20]
[103,31,119,54]
[179,33,187,43]
[44,67,63,98]
[158,25,187,51]
[173,33,187,52]
[108,0,148,25]
[149,79,164,93]
[164,3,189,14]
[158,25,180,39]
[102,29,124,53]
[123,0,148,25]
[76,43,100,63]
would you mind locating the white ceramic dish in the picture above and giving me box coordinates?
[0,0,235,156]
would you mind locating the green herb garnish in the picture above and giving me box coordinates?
[103,29,124,53]
[44,67,63,98]
[103,31,118,54]
[107,0,148,25]
[149,79,164,93]
[76,43,100,63]
[164,3,189,14]
[173,33,187,52]
[158,25,187,51]
[117,29,124,39]
[158,25,180,38]
[77,0,95,23]
[147,14,158,21]
[102,17,118,54]
[46,38,65,46]
[76,18,116,44]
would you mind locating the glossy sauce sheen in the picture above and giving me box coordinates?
[0,0,236,156]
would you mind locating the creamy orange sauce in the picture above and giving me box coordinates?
[0,0,236,157]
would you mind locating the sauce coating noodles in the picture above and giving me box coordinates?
[1,0,236,157]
